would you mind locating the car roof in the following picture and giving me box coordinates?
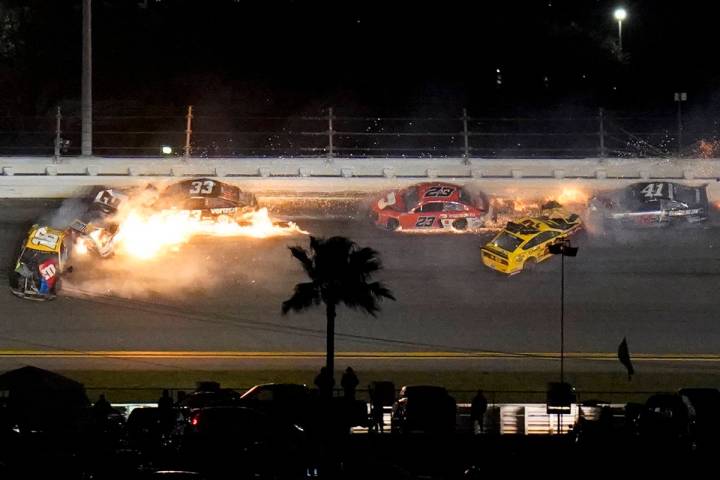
[504,218,559,238]
[400,385,449,395]
[414,182,466,203]
[241,383,309,398]
[24,225,66,253]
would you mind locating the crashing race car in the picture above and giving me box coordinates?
[370,182,492,231]
[69,187,128,258]
[481,205,582,275]
[588,182,709,228]
[153,178,259,223]
[9,225,70,301]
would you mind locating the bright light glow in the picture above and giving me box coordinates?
[555,187,589,205]
[614,8,627,21]
[114,207,308,260]
[74,240,88,255]
[161,146,173,155]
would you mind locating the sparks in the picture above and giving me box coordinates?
[113,207,307,260]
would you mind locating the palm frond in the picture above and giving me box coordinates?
[341,281,395,316]
[349,246,382,277]
[288,245,314,277]
[281,282,321,314]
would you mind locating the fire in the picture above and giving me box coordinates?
[113,207,307,260]
[74,240,88,255]
[554,187,589,205]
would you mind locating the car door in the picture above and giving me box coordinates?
[401,201,445,229]
[523,231,559,259]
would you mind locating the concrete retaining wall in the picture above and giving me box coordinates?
[1,156,718,199]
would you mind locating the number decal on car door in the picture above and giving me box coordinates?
[415,216,435,227]
[189,180,215,195]
[640,183,664,198]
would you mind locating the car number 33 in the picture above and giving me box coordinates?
[189,180,215,195]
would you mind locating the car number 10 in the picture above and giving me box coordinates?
[189,180,215,195]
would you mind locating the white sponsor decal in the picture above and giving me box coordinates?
[378,191,397,209]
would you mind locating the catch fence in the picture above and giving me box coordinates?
[1,107,718,160]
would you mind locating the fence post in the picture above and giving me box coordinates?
[462,108,470,165]
[184,105,193,161]
[54,106,62,162]
[598,107,606,158]
[327,107,334,162]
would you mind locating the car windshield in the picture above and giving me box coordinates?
[403,187,420,211]
[492,232,523,252]
[20,247,56,268]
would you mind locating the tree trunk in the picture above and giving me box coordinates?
[326,302,336,394]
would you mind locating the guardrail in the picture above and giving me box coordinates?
[1,156,718,200]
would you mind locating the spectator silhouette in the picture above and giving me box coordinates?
[158,389,173,410]
[471,389,488,434]
[92,393,114,417]
[314,367,335,399]
[341,367,359,399]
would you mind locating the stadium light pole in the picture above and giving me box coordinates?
[548,239,578,435]
[548,239,579,384]
[614,7,627,55]
[81,0,93,156]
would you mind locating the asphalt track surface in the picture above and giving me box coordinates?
[1,199,720,373]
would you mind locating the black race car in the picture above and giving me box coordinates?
[153,178,258,223]
[588,182,709,228]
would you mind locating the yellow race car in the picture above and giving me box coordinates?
[481,209,582,275]
[10,225,71,300]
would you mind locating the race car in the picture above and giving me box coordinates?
[588,182,709,228]
[68,186,128,258]
[481,207,582,275]
[153,178,258,223]
[370,182,491,231]
[9,225,70,300]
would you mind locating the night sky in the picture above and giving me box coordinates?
[1,0,719,116]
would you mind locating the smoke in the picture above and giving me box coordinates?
[62,241,227,300]
[37,196,91,230]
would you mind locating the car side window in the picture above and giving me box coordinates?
[419,202,444,213]
[662,199,684,210]
[522,231,557,250]
[443,202,465,212]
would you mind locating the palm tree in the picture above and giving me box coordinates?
[282,236,395,384]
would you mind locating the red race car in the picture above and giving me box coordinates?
[370,182,492,231]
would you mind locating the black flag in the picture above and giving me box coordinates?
[618,337,634,380]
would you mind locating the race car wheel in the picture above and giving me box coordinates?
[452,218,468,230]
[386,219,400,231]
[523,258,538,272]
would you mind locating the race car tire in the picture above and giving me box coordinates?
[523,258,538,272]
[452,218,468,230]
[386,219,400,231]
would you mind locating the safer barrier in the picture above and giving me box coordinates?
[1,156,718,199]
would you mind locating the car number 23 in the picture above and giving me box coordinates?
[415,216,435,227]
